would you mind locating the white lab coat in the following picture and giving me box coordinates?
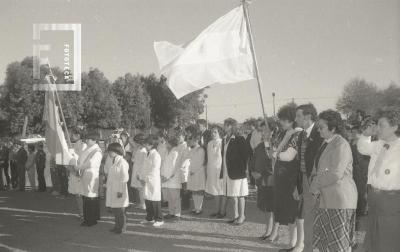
[139,149,162,201]
[68,140,87,195]
[161,147,181,189]
[77,143,102,198]
[130,147,147,188]
[106,155,129,208]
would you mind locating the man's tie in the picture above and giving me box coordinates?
[370,143,390,177]
[314,141,328,172]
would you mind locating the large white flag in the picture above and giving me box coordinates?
[154,6,254,99]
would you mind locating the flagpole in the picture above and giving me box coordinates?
[242,0,270,131]
[45,64,72,147]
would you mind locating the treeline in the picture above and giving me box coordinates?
[336,77,400,123]
[0,57,205,137]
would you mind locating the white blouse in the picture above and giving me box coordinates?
[357,135,400,190]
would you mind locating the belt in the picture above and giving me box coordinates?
[371,187,400,195]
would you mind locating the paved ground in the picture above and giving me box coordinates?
[0,189,367,252]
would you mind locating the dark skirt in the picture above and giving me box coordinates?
[257,185,274,212]
[83,196,100,225]
[313,208,356,252]
[273,161,298,225]
[366,188,400,252]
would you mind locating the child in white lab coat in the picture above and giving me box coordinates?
[105,143,129,234]
[161,136,181,220]
[137,134,164,227]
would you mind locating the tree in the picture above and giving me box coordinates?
[81,68,121,129]
[336,78,381,116]
[143,74,205,129]
[337,78,400,122]
[379,82,400,108]
[0,57,47,135]
[112,73,151,130]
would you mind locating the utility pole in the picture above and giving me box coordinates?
[272,92,276,117]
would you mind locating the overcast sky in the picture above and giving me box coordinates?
[0,0,399,123]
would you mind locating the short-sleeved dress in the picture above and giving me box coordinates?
[187,146,206,192]
[273,130,301,225]
[205,139,223,196]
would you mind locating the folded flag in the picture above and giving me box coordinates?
[43,82,73,165]
[154,6,254,99]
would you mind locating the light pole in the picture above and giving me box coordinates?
[203,94,208,129]
[272,92,276,117]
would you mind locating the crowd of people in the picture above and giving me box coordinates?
[0,103,399,252]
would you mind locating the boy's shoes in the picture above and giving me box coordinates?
[51,191,60,196]
[153,221,164,227]
[140,219,155,224]
[216,213,226,219]
[164,214,175,219]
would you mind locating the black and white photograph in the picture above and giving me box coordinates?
[0,0,399,251]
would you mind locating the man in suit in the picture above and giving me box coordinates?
[284,103,323,252]
[221,118,249,225]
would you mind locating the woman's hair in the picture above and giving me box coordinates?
[85,130,100,141]
[28,144,35,152]
[133,133,146,145]
[224,117,237,127]
[145,134,159,149]
[188,130,201,145]
[167,135,179,147]
[223,118,238,135]
[107,142,124,156]
[259,118,279,132]
[210,125,222,138]
[318,109,346,137]
[277,103,297,123]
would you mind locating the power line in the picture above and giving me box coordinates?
[207,96,338,108]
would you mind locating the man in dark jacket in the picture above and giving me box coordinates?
[16,142,28,191]
[0,141,11,190]
[35,143,47,192]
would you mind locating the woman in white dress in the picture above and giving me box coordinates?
[130,133,147,209]
[105,143,129,234]
[206,127,226,218]
[187,133,206,214]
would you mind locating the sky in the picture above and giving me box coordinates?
[0,0,399,123]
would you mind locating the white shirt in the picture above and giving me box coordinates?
[305,123,315,138]
[357,135,400,190]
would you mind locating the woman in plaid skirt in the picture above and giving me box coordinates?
[309,110,357,252]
